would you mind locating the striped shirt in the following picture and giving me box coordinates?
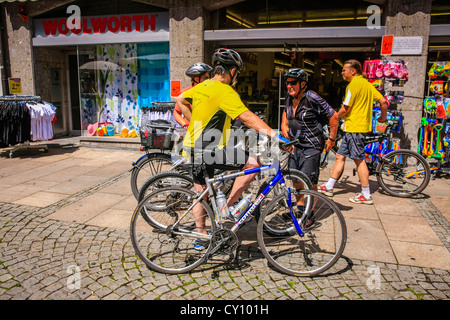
[285,90,336,151]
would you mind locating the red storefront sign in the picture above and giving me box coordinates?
[41,14,156,36]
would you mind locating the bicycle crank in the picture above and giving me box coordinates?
[208,229,238,258]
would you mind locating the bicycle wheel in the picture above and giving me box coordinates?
[138,171,194,202]
[130,153,178,200]
[130,187,216,274]
[376,149,431,197]
[253,169,313,223]
[257,189,347,277]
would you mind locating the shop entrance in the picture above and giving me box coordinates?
[233,49,373,130]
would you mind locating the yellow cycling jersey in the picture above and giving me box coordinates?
[182,79,249,151]
[342,75,383,133]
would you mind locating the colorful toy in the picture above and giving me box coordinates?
[437,98,446,119]
[128,130,137,138]
[407,167,439,179]
[428,62,444,79]
[418,117,426,154]
[444,61,450,77]
[363,59,408,80]
[432,124,445,160]
[119,128,129,138]
[424,97,437,117]
[430,81,444,95]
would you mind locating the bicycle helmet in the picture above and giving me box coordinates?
[284,68,308,82]
[212,48,244,71]
[185,62,212,77]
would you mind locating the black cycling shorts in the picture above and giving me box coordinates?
[188,147,250,185]
[288,148,321,185]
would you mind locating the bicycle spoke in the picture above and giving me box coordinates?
[376,150,430,197]
[131,187,215,274]
[258,190,346,277]
[131,154,175,200]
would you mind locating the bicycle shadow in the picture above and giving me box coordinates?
[190,218,354,279]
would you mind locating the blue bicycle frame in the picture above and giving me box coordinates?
[205,160,305,237]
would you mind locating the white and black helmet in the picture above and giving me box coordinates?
[185,62,212,77]
[212,48,244,71]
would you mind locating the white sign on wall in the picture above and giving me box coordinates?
[381,36,423,55]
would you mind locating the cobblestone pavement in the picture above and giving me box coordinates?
[0,144,449,302]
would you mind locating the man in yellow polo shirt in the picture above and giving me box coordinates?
[177,48,286,249]
[319,59,388,205]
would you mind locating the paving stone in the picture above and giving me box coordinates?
[0,145,449,301]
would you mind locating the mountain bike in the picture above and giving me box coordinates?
[131,124,290,200]
[320,120,431,197]
[130,141,347,277]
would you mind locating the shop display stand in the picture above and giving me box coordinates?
[0,95,49,158]
[364,59,406,140]
[421,61,450,177]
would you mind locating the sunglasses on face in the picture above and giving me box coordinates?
[286,80,299,86]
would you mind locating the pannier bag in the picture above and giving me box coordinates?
[140,119,175,150]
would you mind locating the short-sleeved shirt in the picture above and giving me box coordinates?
[342,75,383,133]
[174,85,193,126]
[182,79,249,151]
[285,90,336,151]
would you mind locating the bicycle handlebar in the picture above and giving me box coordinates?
[281,139,299,149]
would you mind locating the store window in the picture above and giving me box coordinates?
[79,42,170,136]
[212,0,384,29]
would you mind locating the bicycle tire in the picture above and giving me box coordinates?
[257,189,347,277]
[130,186,215,274]
[253,169,313,222]
[138,171,194,203]
[130,153,175,200]
[376,149,431,197]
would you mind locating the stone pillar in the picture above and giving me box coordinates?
[3,3,35,95]
[169,3,208,90]
[384,0,432,151]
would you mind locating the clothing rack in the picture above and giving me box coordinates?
[0,95,50,157]
[0,95,42,101]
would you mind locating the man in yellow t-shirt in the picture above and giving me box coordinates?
[176,49,284,249]
[319,59,388,205]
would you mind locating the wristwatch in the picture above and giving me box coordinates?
[329,137,336,142]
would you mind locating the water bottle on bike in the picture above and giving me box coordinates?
[230,194,253,221]
[216,189,231,218]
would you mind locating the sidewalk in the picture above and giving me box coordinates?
[0,137,449,300]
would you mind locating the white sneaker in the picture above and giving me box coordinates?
[318,184,334,197]
[349,193,374,205]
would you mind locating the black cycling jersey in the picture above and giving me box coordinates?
[285,90,335,151]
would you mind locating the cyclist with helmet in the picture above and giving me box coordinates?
[281,68,339,194]
[176,48,288,249]
[173,62,212,128]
